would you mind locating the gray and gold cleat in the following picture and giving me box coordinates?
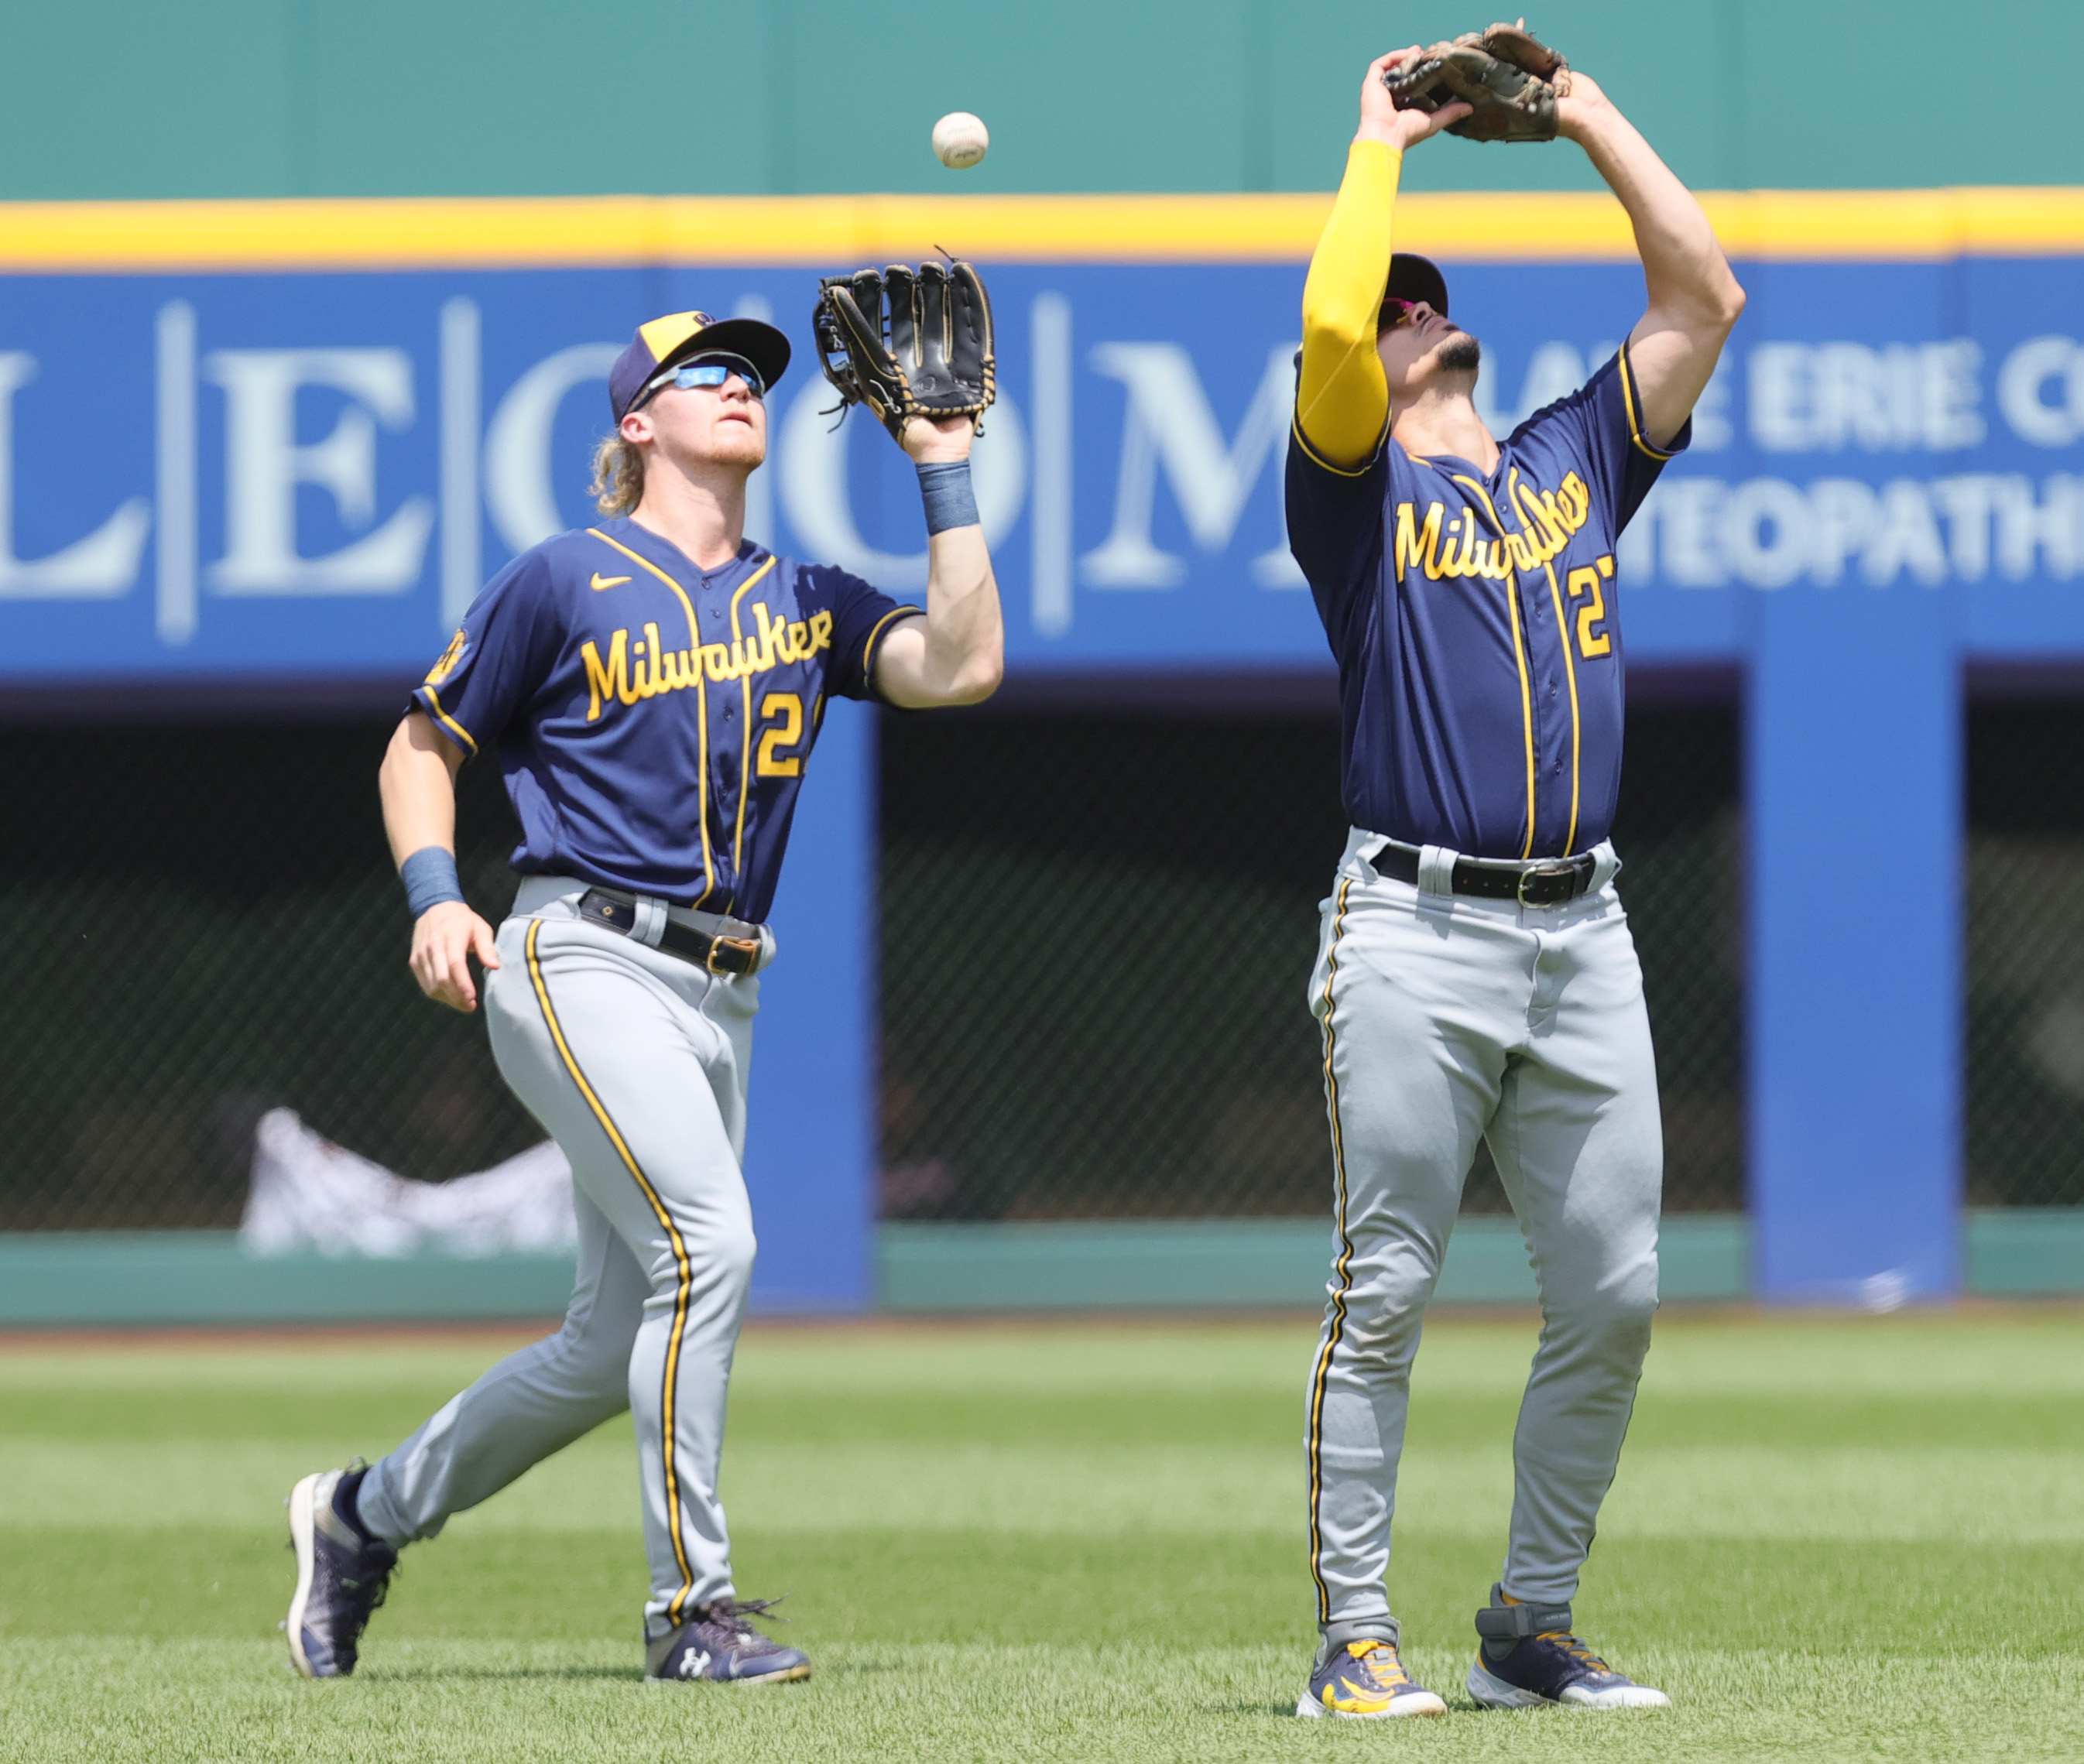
[1297,1634,1448,1718]
[1465,1584,1669,1710]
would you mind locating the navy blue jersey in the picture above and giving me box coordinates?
[1286,345,1687,860]
[411,517,920,920]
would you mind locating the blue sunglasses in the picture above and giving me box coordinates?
[638,353,766,406]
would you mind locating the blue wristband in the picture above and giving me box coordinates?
[917,460,979,536]
[400,846,465,920]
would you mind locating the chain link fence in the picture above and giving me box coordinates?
[0,718,540,1231]
[881,700,1745,1220]
[17,694,2072,1232]
[1967,698,2084,1207]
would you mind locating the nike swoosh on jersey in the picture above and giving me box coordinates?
[590,573,631,591]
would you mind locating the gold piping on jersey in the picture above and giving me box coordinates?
[1451,474,1513,547]
[725,556,781,906]
[1453,475,1538,859]
[1541,560,1585,855]
[588,529,715,909]
[1306,875,1359,1625]
[1291,414,1384,480]
[1503,468,1594,567]
[587,529,701,643]
[1616,344,1678,462]
[524,917,702,1629]
[859,603,928,682]
[1514,463,1600,855]
[417,683,478,758]
[1506,574,1537,855]
[1482,459,1589,856]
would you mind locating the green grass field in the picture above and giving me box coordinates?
[2,1309,2080,1762]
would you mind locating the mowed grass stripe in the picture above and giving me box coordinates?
[7,1435,2084,1543]
[8,1310,2082,1399]
[5,1523,2078,1653]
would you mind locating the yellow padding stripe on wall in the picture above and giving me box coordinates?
[1,187,2082,272]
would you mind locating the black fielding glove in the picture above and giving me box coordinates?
[813,260,998,443]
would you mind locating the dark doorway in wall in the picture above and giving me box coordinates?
[1966,697,2084,1207]
[0,720,539,1229]
[879,698,1743,1221]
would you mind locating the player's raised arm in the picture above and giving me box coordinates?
[1558,72,1745,448]
[812,261,1003,708]
[870,410,1005,708]
[379,711,499,1013]
[1296,52,1470,469]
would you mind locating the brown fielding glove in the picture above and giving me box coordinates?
[812,260,997,443]
[1383,19,1572,145]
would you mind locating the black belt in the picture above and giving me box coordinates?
[1369,844,1596,907]
[577,889,766,974]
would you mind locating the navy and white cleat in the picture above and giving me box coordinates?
[1296,1636,1448,1719]
[283,1464,398,1679]
[644,1598,811,1685]
[1465,1585,1669,1711]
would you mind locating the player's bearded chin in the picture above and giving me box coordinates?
[708,417,766,467]
[1436,334,1482,375]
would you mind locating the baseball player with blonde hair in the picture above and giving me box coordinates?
[283,280,1002,1687]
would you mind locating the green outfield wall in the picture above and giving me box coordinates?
[0,1216,2079,1327]
[1,0,2077,203]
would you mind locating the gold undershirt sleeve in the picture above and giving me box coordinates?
[1296,141,1402,470]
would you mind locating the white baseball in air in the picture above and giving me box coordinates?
[932,112,989,170]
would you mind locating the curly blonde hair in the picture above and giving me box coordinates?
[590,433,646,516]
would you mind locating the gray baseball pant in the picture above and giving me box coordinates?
[357,877,761,1641]
[1304,829,1662,1645]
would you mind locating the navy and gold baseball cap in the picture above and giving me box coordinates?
[1383,253,1450,318]
[608,310,793,423]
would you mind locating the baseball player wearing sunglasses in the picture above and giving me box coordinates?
[281,305,1002,1687]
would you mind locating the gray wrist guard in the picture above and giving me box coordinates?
[916,459,979,536]
[400,845,464,920]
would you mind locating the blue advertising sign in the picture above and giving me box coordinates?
[2,252,2081,683]
[4,194,2076,1311]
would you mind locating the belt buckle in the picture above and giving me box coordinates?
[705,934,760,975]
[1517,861,1576,908]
